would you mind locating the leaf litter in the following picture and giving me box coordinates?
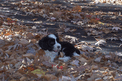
[0,0,122,81]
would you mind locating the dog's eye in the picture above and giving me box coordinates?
[50,41,55,45]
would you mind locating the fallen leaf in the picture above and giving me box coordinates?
[23,53,34,57]
[41,74,58,81]
[31,69,45,75]
[19,39,29,45]
[7,18,12,21]
[27,66,35,71]
[4,33,12,36]
[26,33,34,39]
[20,76,27,81]
[73,6,82,12]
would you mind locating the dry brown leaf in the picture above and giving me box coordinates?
[7,18,12,21]
[32,18,37,21]
[37,49,45,56]
[41,74,58,81]
[4,33,12,36]
[13,72,23,78]
[26,33,34,39]
[88,19,98,24]
[0,17,3,26]
[27,71,38,78]
[20,76,27,81]
[3,42,15,47]
[34,49,46,63]
[18,69,26,74]
[53,11,63,18]
[6,59,16,64]
[23,53,34,58]
[19,39,29,45]
[72,5,82,12]
[34,34,41,39]
[70,29,77,32]
[31,39,37,43]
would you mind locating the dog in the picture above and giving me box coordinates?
[38,34,80,62]
[58,41,80,62]
[38,34,61,62]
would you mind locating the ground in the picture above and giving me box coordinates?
[0,0,122,81]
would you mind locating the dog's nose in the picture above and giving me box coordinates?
[57,46,60,49]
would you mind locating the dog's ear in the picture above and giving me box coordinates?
[54,33,58,37]
[54,33,60,42]
[38,37,48,50]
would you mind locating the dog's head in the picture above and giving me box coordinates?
[38,34,61,52]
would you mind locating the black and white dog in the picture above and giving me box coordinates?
[38,34,80,62]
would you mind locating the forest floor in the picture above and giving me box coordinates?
[0,0,122,81]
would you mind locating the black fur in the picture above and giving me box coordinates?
[38,37,53,51]
[38,34,60,51]
[38,34,80,57]
[59,42,80,57]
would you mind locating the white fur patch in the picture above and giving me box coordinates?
[48,34,57,39]
[73,52,80,56]
[48,34,61,52]
[45,50,58,62]
[59,56,70,62]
